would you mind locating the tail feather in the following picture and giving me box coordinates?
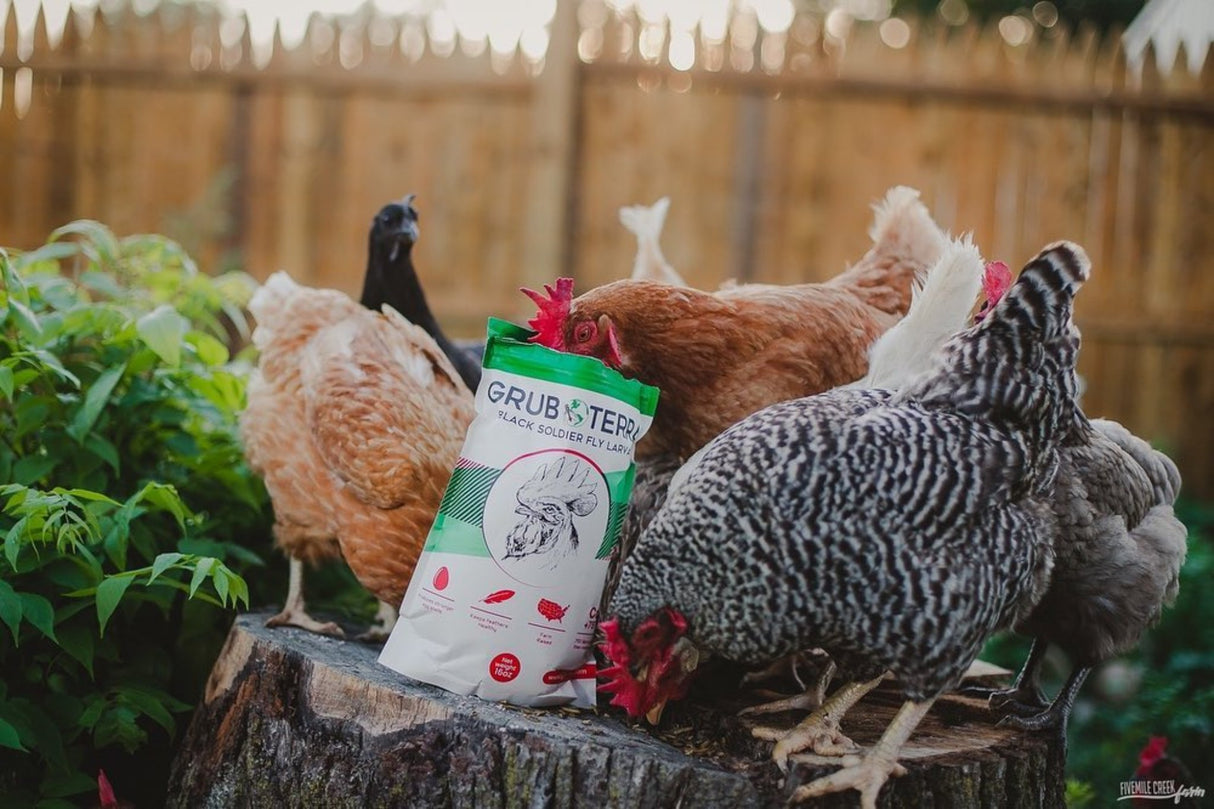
[619,197,670,242]
[902,241,1090,466]
[867,185,949,275]
[998,241,1090,343]
[1090,418,1182,504]
[620,197,685,286]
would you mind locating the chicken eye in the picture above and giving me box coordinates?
[573,321,596,344]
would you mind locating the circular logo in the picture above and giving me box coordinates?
[489,652,521,683]
[564,399,589,427]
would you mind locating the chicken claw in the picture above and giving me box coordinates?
[265,558,345,637]
[741,658,837,715]
[265,608,344,637]
[756,716,860,769]
[355,600,399,643]
[789,698,933,809]
[749,675,882,771]
[742,691,826,718]
[789,753,907,808]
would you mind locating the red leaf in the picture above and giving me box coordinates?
[482,589,516,604]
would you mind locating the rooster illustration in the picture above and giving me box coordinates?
[504,456,599,566]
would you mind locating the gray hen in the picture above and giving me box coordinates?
[600,242,1091,807]
[970,416,1187,732]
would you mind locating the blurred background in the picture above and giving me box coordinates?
[1,0,1212,799]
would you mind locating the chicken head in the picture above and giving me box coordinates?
[504,456,599,563]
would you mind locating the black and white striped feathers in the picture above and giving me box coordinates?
[606,242,1090,705]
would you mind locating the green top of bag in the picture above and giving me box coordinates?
[482,318,660,417]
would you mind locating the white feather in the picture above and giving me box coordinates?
[620,197,686,286]
[847,235,984,391]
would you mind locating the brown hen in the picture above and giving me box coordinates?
[526,186,948,461]
[241,273,474,638]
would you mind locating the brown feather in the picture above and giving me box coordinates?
[241,275,475,604]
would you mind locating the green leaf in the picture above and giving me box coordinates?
[17,593,56,643]
[214,568,230,606]
[188,557,216,598]
[83,434,121,473]
[49,220,118,267]
[4,517,26,569]
[7,298,42,336]
[95,576,134,636]
[133,483,189,530]
[0,364,13,401]
[78,269,125,298]
[186,332,230,366]
[55,624,96,677]
[67,363,126,443]
[0,716,26,751]
[0,580,22,642]
[92,704,145,752]
[115,686,177,735]
[148,552,183,585]
[11,454,57,487]
[60,488,120,506]
[136,305,188,367]
[17,241,80,267]
[227,574,249,608]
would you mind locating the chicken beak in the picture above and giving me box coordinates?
[645,700,668,725]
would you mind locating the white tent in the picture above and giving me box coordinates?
[1124,0,1214,72]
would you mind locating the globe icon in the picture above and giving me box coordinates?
[565,399,588,426]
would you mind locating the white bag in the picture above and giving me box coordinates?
[379,318,658,707]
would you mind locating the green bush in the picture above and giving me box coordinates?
[0,223,273,807]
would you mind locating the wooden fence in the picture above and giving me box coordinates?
[2,0,1213,498]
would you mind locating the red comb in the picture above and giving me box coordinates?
[1138,736,1169,768]
[520,278,574,350]
[98,770,117,809]
[983,261,1012,302]
[974,261,1013,322]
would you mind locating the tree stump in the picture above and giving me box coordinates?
[167,612,1066,808]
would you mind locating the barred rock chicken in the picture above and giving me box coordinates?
[526,186,948,462]
[619,197,686,286]
[728,239,995,717]
[966,415,1187,733]
[359,194,482,392]
[242,205,475,638]
[601,242,1091,807]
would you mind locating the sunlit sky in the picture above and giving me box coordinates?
[2,0,1197,73]
[1,0,888,61]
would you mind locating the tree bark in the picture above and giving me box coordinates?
[167,613,1066,808]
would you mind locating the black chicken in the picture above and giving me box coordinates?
[359,195,482,392]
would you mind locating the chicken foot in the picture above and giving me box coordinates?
[789,697,934,809]
[997,665,1090,734]
[356,600,399,643]
[956,638,1049,711]
[751,674,882,771]
[740,659,837,717]
[265,557,345,637]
